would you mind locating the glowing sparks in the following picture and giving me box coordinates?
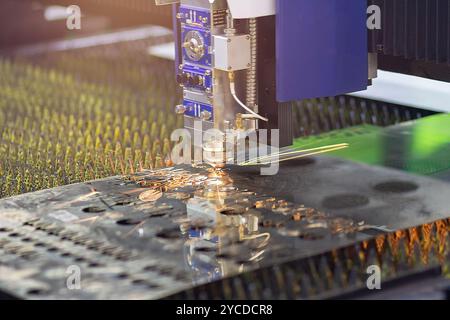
[239,143,350,166]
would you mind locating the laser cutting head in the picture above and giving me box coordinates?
[156,0,372,153]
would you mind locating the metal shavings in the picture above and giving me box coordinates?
[139,189,163,202]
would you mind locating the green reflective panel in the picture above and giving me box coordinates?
[292,125,384,166]
[292,114,450,179]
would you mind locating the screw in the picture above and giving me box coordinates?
[175,105,187,115]
[200,111,212,121]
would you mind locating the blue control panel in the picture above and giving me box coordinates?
[178,5,214,123]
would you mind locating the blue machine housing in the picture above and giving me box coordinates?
[276,0,368,102]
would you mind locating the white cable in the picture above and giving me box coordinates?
[229,81,268,122]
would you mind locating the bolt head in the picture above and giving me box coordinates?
[200,111,212,120]
[175,105,187,115]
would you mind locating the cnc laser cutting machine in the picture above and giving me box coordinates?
[0,0,449,300]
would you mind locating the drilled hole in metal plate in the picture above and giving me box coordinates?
[216,253,233,260]
[34,242,46,247]
[87,244,101,250]
[158,269,172,276]
[0,228,11,233]
[88,262,102,268]
[27,288,47,296]
[117,273,129,279]
[195,247,217,253]
[116,218,143,226]
[147,212,167,219]
[114,200,132,206]
[21,238,32,243]
[60,252,71,258]
[75,257,86,262]
[220,208,244,215]
[374,180,419,193]
[8,233,20,238]
[147,283,160,289]
[156,229,181,240]
[20,252,37,260]
[82,207,106,213]
[132,279,146,285]
[175,273,189,282]
[47,247,58,252]
[322,194,369,210]
[143,265,157,272]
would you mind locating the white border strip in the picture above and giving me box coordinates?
[350,70,450,113]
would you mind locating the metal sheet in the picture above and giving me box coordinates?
[0,157,449,299]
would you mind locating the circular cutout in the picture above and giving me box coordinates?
[114,200,132,206]
[116,273,129,279]
[215,253,233,260]
[116,218,143,226]
[147,283,160,289]
[132,279,146,285]
[220,207,244,216]
[143,265,157,272]
[156,229,181,240]
[322,194,369,210]
[88,262,102,268]
[27,288,48,296]
[374,181,418,193]
[34,242,46,247]
[8,232,20,238]
[82,207,106,213]
[195,247,217,253]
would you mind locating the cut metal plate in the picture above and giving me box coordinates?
[0,157,449,299]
